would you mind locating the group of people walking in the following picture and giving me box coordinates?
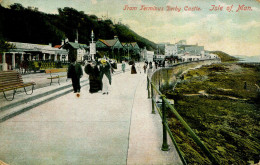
[67,57,112,95]
[67,58,155,95]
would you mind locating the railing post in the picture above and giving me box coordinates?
[147,76,150,98]
[151,83,155,114]
[167,69,169,81]
[161,96,170,151]
[159,70,161,91]
[147,76,149,90]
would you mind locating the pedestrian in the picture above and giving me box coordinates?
[149,61,153,69]
[155,61,158,69]
[137,63,141,74]
[143,63,147,74]
[109,59,115,74]
[131,62,137,74]
[147,61,153,79]
[163,60,165,67]
[21,59,29,74]
[121,61,126,73]
[84,60,102,93]
[100,58,112,95]
[67,57,83,93]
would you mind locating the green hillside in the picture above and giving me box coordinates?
[0,3,157,50]
[210,51,239,62]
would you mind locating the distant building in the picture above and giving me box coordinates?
[61,41,89,62]
[165,44,177,56]
[154,54,165,62]
[141,47,147,61]
[96,36,124,60]
[146,51,154,62]
[176,40,187,45]
[129,42,141,59]
[184,45,204,55]
[122,42,141,61]
[181,54,201,62]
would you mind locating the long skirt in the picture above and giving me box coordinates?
[89,75,102,93]
[102,75,110,93]
[131,65,137,74]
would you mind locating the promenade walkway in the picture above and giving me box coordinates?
[0,63,181,165]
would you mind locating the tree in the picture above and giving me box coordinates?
[9,3,25,10]
[0,39,15,53]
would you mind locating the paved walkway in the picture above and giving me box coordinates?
[0,63,181,165]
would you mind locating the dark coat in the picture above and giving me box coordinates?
[131,64,137,74]
[149,62,153,69]
[67,63,83,79]
[85,63,102,93]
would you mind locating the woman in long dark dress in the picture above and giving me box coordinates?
[131,62,137,74]
[84,61,102,93]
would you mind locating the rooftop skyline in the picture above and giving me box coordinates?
[1,0,260,56]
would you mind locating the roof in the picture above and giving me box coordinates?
[63,42,89,49]
[178,45,198,49]
[121,42,138,48]
[121,43,128,46]
[7,41,68,54]
[130,42,137,47]
[99,39,118,47]
[54,45,61,48]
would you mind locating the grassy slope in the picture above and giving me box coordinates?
[210,51,239,62]
[165,63,260,164]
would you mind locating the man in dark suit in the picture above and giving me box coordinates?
[67,57,83,93]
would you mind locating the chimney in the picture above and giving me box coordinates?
[75,29,79,43]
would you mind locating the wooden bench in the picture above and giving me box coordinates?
[45,68,67,85]
[0,71,36,101]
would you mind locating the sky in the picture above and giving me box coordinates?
[1,0,260,56]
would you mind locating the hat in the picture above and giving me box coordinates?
[101,59,107,65]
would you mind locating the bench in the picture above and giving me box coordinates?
[45,68,67,85]
[0,71,36,101]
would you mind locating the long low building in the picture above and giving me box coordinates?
[0,41,68,71]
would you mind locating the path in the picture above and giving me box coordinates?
[0,64,181,165]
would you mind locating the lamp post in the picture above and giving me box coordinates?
[90,30,96,60]
[128,44,129,61]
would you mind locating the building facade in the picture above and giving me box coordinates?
[0,41,68,71]
[61,41,89,62]
[165,44,177,56]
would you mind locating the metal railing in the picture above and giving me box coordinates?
[147,67,220,165]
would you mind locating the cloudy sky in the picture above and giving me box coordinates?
[1,0,260,56]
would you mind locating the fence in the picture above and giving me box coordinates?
[147,59,220,165]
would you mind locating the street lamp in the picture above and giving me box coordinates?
[90,30,96,60]
[128,44,129,61]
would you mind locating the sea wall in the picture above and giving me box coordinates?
[151,59,220,92]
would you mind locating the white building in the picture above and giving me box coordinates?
[165,44,177,56]
[141,47,147,60]
[146,51,154,62]
[154,54,165,62]
[181,54,201,62]
[0,41,68,71]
